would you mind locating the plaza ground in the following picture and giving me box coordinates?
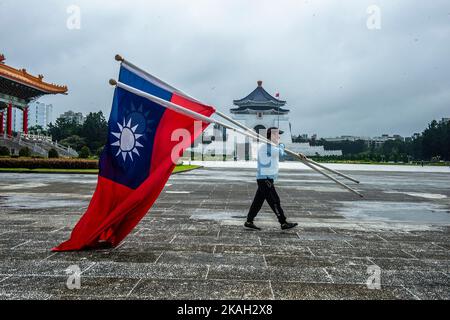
[0,164,449,300]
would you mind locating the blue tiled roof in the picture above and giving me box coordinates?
[233,82,286,108]
[230,106,290,113]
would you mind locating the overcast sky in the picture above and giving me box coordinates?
[1,0,449,137]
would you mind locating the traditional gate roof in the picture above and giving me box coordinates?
[0,54,68,104]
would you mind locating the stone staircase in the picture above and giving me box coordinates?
[0,134,78,158]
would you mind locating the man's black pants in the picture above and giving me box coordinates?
[247,179,287,224]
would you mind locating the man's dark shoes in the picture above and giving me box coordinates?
[281,222,298,230]
[244,221,261,231]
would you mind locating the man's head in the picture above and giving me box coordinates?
[267,127,284,143]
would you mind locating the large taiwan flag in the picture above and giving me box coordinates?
[54,64,215,251]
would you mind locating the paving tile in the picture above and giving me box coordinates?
[265,255,369,268]
[172,235,259,246]
[0,168,449,299]
[271,282,416,300]
[208,265,331,283]
[83,262,208,280]
[157,252,266,267]
[0,260,93,277]
[214,244,312,256]
[0,276,138,299]
[404,285,450,300]
[311,247,415,259]
[129,279,273,300]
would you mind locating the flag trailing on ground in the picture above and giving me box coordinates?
[54,64,215,251]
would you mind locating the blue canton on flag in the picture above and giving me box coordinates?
[99,87,166,189]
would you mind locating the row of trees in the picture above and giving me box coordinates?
[31,114,448,161]
[32,112,108,157]
[293,119,450,162]
[415,120,450,161]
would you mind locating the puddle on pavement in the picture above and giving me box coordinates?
[165,191,191,194]
[190,210,244,221]
[338,201,450,225]
[283,185,346,193]
[384,191,447,199]
[0,182,48,190]
[0,193,87,209]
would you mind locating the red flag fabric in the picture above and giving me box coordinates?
[54,83,214,251]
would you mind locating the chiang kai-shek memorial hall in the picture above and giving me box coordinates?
[230,81,293,145]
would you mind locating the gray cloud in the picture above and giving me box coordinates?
[1,0,449,137]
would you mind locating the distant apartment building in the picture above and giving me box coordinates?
[11,108,23,132]
[323,134,405,148]
[323,135,370,143]
[29,101,53,129]
[9,101,53,132]
[59,110,85,125]
[370,134,404,147]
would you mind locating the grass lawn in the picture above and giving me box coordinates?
[0,165,201,175]
[171,165,201,174]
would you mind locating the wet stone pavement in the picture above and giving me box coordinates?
[0,167,449,300]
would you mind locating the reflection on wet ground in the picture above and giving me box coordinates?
[175,167,450,228]
[337,201,450,224]
[1,167,449,226]
[0,193,88,209]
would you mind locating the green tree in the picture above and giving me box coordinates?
[443,121,450,160]
[79,146,91,159]
[47,118,81,142]
[321,140,367,155]
[28,125,47,135]
[292,135,309,143]
[48,148,59,159]
[411,135,423,160]
[96,146,105,158]
[0,146,10,156]
[80,112,108,152]
[60,135,86,151]
[422,120,439,160]
[19,147,31,157]
[418,120,450,161]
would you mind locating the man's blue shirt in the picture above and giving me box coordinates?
[256,143,286,180]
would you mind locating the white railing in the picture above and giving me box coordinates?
[41,140,78,157]
[0,135,48,156]
[1,134,79,157]
[20,133,53,143]
[19,133,78,157]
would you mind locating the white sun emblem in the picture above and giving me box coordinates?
[111,118,144,162]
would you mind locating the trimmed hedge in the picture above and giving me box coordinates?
[0,146,10,156]
[48,148,59,159]
[0,158,98,169]
[19,147,31,157]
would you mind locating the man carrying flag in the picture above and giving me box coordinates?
[54,55,362,251]
[54,60,215,251]
[245,127,299,231]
